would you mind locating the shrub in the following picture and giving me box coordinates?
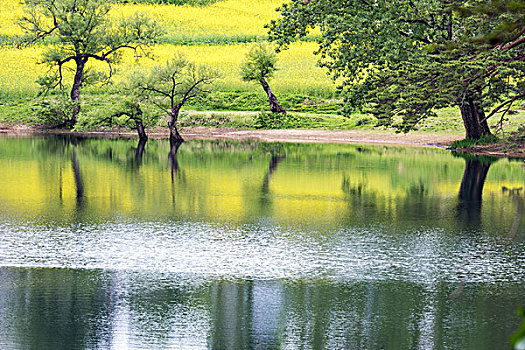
[253,111,308,129]
[178,113,232,127]
[31,96,77,127]
[356,117,372,126]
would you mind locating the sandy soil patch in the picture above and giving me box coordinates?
[179,127,460,147]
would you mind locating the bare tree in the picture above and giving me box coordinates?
[130,55,219,142]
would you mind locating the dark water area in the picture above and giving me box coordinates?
[0,136,523,349]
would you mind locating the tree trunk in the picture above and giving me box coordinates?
[459,97,491,139]
[135,138,147,163]
[133,105,148,141]
[135,120,147,141]
[260,78,286,114]
[456,159,492,229]
[70,58,86,128]
[169,139,183,181]
[135,120,148,141]
[168,104,184,142]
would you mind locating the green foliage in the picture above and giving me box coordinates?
[163,33,260,46]
[252,111,351,129]
[511,307,525,350]
[289,98,343,114]
[254,111,287,129]
[31,95,77,126]
[355,117,372,126]
[268,0,525,137]
[18,0,163,120]
[0,99,40,124]
[450,135,499,149]
[178,112,234,127]
[240,42,278,83]
[74,97,161,131]
[0,34,12,47]
[187,91,342,113]
[127,54,220,128]
[188,91,270,111]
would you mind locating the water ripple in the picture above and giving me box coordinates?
[0,219,523,284]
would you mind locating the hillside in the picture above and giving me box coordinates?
[0,0,334,99]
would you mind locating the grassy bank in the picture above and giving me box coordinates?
[1,91,523,137]
[0,0,523,150]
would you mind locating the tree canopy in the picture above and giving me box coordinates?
[19,0,163,126]
[129,55,219,141]
[268,0,525,139]
[240,42,286,114]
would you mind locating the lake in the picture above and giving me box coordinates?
[0,136,523,349]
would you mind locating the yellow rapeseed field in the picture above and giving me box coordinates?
[0,44,42,97]
[111,0,285,39]
[0,42,334,96]
[0,0,24,36]
[0,0,286,38]
[116,42,333,94]
[0,0,333,97]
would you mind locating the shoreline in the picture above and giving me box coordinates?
[1,124,524,159]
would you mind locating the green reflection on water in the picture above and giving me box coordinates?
[0,136,524,349]
[0,136,523,234]
[0,268,523,349]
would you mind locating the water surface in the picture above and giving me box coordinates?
[0,136,523,349]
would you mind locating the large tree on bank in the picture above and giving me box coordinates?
[268,0,525,139]
[19,0,163,127]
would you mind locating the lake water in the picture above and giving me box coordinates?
[0,136,523,349]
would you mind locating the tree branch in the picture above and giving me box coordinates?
[139,84,172,99]
[501,35,525,51]
[496,27,525,50]
[54,56,76,89]
[482,93,525,123]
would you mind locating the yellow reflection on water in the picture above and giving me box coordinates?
[0,138,523,231]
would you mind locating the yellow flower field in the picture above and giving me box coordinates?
[0,42,335,97]
[0,0,24,36]
[111,0,285,39]
[0,0,288,38]
[0,0,332,98]
[116,42,333,94]
[0,44,42,97]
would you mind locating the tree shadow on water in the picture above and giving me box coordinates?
[455,156,495,231]
[449,153,524,300]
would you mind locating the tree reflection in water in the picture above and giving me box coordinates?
[456,157,494,231]
[0,138,523,349]
[134,138,147,167]
[70,138,85,209]
[169,140,183,181]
